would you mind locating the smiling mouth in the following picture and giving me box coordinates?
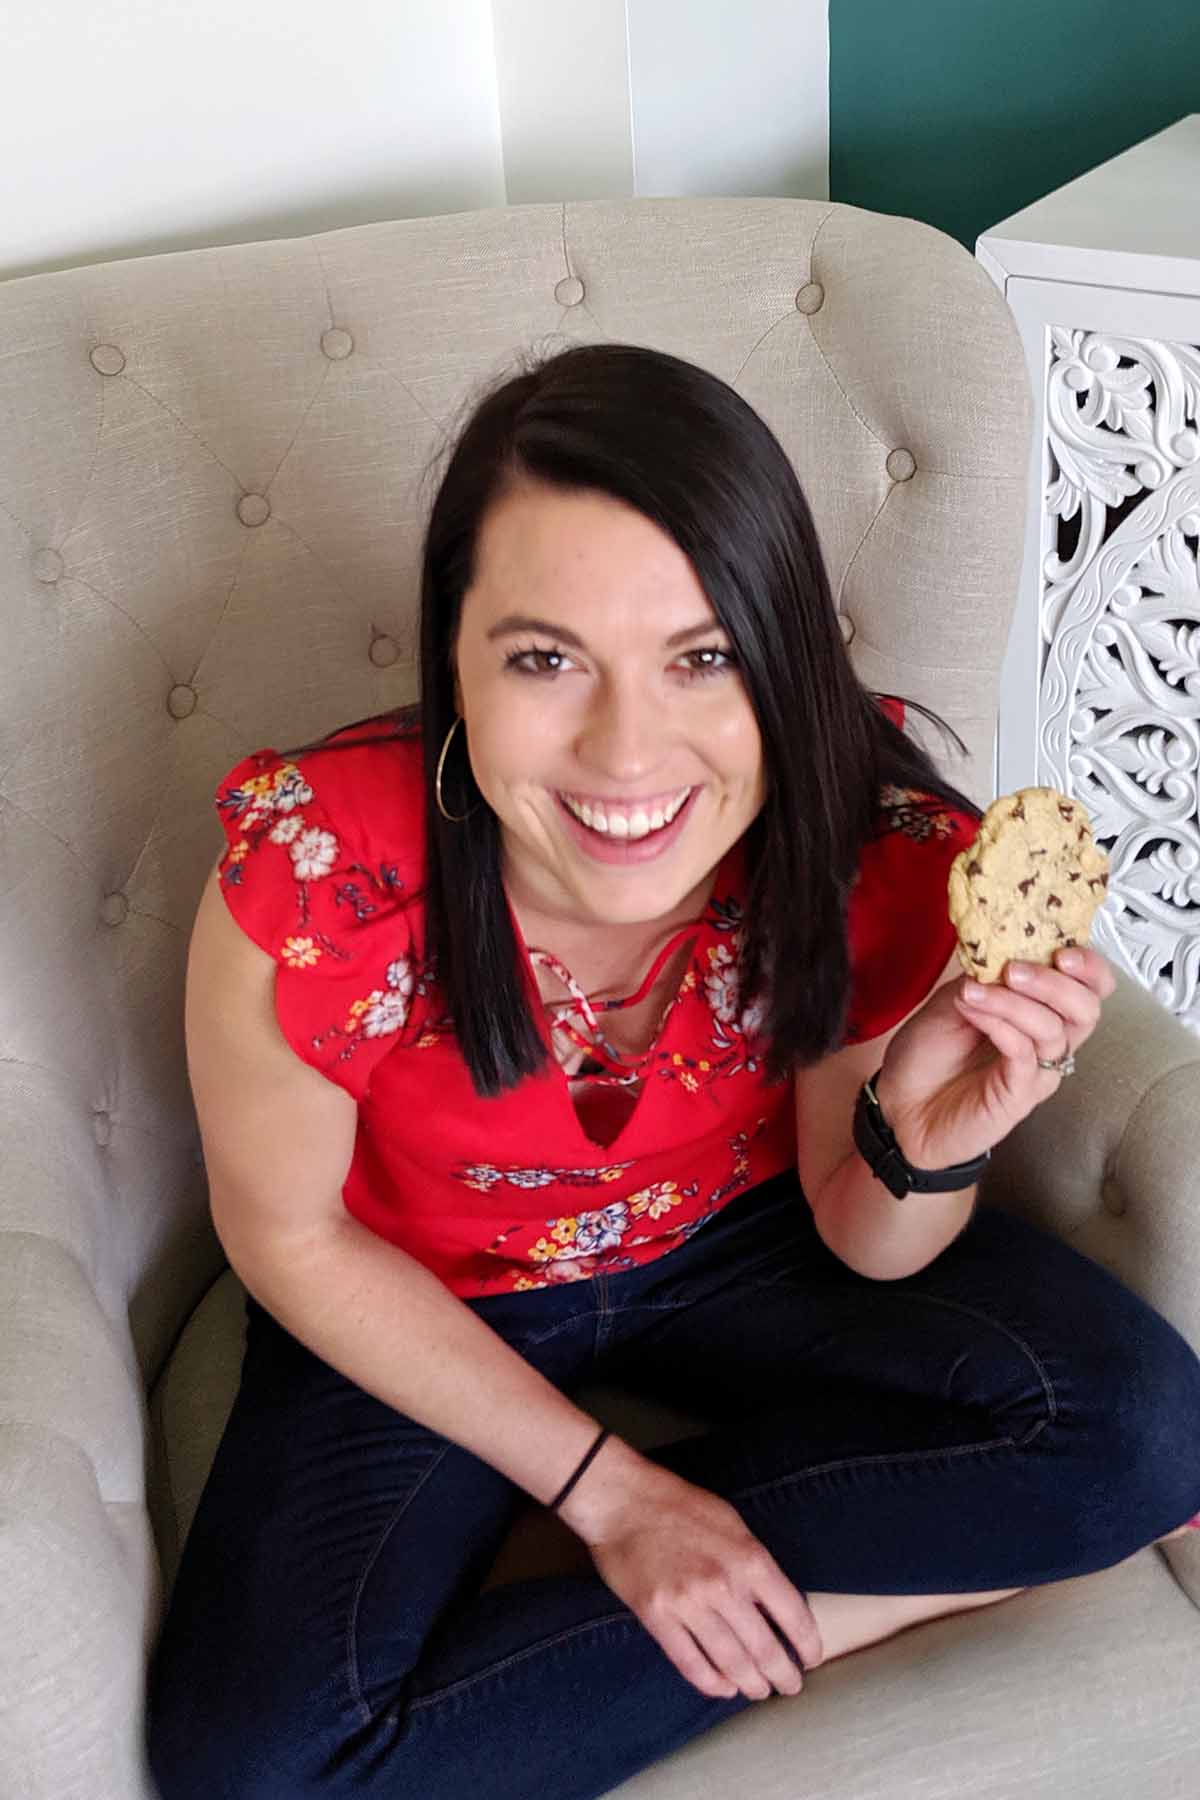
[558,788,693,840]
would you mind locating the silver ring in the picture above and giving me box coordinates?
[1036,1051,1076,1076]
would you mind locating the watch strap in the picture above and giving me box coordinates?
[852,1068,990,1200]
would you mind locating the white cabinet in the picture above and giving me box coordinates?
[977,116,1200,1038]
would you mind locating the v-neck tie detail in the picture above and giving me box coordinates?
[527,922,698,1085]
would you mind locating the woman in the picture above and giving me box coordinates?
[147,344,1200,1800]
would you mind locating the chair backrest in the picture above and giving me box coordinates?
[0,197,1031,1387]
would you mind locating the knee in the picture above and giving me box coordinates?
[1081,1305,1200,1537]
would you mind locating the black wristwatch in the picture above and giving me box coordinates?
[852,1067,990,1200]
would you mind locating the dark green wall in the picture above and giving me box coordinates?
[829,1,1200,248]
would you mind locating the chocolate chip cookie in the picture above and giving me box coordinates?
[948,788,1110,983]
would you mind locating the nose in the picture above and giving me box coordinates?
[575,673,667,784]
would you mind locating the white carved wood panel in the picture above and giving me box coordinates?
[1002,281,1200,1038]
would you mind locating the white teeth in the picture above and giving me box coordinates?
[561,789,691,838]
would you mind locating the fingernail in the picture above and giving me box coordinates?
[963,982,986,1002]
[1007,963,1033,984]
[1057,949,1083,971]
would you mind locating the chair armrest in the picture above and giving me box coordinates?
[984,967,1200,1344]
[0,1232,160,1800]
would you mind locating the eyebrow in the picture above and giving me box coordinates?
[485,614,723,650]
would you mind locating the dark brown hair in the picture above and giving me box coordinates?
[286,342,982,1097]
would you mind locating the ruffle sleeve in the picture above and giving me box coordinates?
[843,783,979,1046]
[213,741,421,1100]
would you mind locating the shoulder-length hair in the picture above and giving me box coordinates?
[285,342,983,1097]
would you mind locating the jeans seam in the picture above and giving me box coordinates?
[405,1609,635,1712]
[603,1300,691,1315]
[743,1281,1058,1437]
[345,1442,451,1726]
[601,1234,808,1320]
[519,1313,593,1349]
[729,1288,1060,1502]
[898,1288,1059,1434]
[729,1430,1028,1502]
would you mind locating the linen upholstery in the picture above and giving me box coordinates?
[1,195,1197,1800]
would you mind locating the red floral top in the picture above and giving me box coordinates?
[213,704,978,1297]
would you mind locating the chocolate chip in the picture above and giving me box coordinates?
[1032,848,1046,857]
[1018,877,1036,895]
[1068,872,1080,881]
[1024,924,1035,936]
[1047,894,1062,908]
[1064,937,1077,947]
[967,860,982,875]
[1058,803,1075,819]
[1011,801,1026,820]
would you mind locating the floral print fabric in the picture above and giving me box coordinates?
[212,711,978,1297]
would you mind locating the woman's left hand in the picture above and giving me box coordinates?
[874,946,1117,1171]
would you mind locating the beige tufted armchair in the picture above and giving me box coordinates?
[2,197,1198,1800]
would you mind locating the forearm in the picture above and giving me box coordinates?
[810,1142,977,1282]
[225,1209,647,1534]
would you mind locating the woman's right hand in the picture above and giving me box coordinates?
[561,1450,823,1702]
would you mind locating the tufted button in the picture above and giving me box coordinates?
[237,493,271,527]
[838,613,855,646]
[167,682,197,719]
[795,281,825,315]
[320,327,354,360]
[555,276,585,307]
[100,892,129,927]
[33,548,64,583]
[886,448,917,482]
[369,633,400,668]
[90,344,126,376]
[92,1110,112,1148]
[1101,1177,1127,1218]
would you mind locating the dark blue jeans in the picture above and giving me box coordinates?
[146,1176,1200,1800]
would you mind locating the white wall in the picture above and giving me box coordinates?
[491,0,635,201]
[1,1,829,284]
[2,0,507,282]
[629,0,828,202]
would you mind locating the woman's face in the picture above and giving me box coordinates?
[453,480,766,929]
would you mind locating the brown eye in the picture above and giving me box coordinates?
[679,647,737,679]
[504,644,570,676]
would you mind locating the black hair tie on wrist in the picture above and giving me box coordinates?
[549,1425,612,1512]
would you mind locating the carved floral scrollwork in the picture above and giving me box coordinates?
[1041,328,1200,1035]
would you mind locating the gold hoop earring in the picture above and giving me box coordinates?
[435,714,478,823]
